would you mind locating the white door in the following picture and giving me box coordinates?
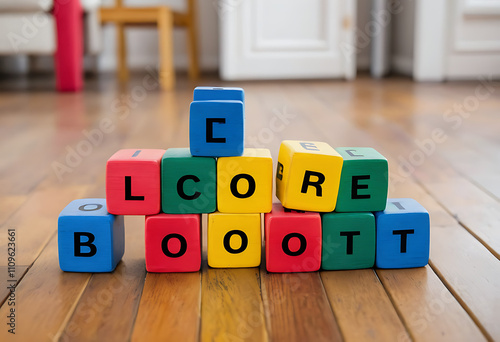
[219,0,357,80]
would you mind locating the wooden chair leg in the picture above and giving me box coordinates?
[158,8,175,90]
[117,23,129,82]
[186,0,199,79]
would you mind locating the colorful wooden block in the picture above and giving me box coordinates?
[161,148,216,214]
[321,212,375,270]
[189,87,245,157]
[207,212,261,268]
[264,203,322,272]
[217,148,273,213]
[276,140,343,212]
[106,149,164,215]
[145,213,201,272]
[334,147,388,212]
[375,198,430,269]
[193,86,244,102]
[58,198,124,272]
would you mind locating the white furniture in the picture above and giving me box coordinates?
[219,0,357,80]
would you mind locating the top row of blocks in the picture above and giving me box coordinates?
[189,87,245,157]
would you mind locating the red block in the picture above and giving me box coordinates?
[145,213,201,272]
[265,203,322,273]
[106,149,165,215]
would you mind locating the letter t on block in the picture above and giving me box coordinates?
[106,149,165,215]
[375,198,430,268]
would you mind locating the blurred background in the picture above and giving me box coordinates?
[0,0,499,88]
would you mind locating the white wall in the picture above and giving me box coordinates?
[0,0,372,74]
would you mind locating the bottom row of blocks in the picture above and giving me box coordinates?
[58,198,430,273]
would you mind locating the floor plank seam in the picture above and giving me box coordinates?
[427,260,493,342]
[373,269,415,342]
[413,177,499,260]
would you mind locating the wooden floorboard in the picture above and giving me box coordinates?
[0,75,498,341]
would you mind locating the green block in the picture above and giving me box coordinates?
[321,212,375,270]
[334,147,388,212]
[161,148,216,214]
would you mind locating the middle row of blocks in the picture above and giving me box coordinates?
[106,143,389,215]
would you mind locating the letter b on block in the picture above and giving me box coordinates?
[189,87,244,157]
[106,149,165,215]
[58,199,124,272]
[276,140,343,212]
[375,198,430,268]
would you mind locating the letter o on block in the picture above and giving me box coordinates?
[217,148,273,213]
[58,198,124,272]
[145,213,201,272]
[146,214,201,273]
[265,203,322,272]
[207,212,261,268]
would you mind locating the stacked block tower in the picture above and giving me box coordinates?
[58,86,430,273]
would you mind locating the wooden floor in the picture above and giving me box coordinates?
[0,73,498,342]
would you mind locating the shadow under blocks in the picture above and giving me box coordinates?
[57,86,430,273]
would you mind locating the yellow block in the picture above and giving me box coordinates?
[217,148,273,213]
[207,212,262,268]
[276,140,343,212]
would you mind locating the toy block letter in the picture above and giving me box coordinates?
[58,199,124,272]
[276,140,343,212]
[161,148,216,214]
[334,147,388,212]
[189,87,244,157]
[207,212,261,268]
[217,148,273,213]
[265,203,322,272]
[375,198,430,268]
[145,213,201,272]
[321,212,375,270]
[106,149,164,215]
[193,86,245,102]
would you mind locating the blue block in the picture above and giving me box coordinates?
[189,99,244,157]
[375,198,430,269]
[58,198,125,272]
[193,86,244,102]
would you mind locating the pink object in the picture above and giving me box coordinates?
[265,203,322,273]
[106,149,165,215]
[54,0,83,92]
[145,214,202,273]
